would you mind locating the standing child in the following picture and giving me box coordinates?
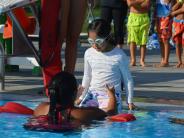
[170,0,184,68]
[156,0,174,67]
[127,0,150,67]
[76,19,135,113]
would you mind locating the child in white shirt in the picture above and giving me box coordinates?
[76,19,135,112]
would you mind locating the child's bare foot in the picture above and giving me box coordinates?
[154,62,169,68]
[175,63,182,68]
[130,61,136,66]
[181,63,184,68]
[140,61,146,67]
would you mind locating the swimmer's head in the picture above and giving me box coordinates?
[48,71,78,109]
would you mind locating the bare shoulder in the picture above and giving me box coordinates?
[33,102,50,116]
[70,107,106,123]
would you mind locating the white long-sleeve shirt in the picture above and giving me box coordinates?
[82,47,134,103]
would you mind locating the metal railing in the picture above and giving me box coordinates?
[0,42,5,90]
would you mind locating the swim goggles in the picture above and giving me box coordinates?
[87,34,111,47]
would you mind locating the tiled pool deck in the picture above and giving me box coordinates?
[0,44,184,110]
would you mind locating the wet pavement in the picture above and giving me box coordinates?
[0,43,184,108]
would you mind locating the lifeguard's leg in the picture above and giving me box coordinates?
[41,0,62,94]
[64,0,87,73]
[59,0,70,40]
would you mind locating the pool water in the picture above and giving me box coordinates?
[0,101,183,138]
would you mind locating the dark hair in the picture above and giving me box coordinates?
[48,72,77,124]
[48,71,77,109]
[88,19,115,45]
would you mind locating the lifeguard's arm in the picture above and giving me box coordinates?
[80,51,92,99]
[127,0,145,7]
[33,102,50,116]
[119,51,134,104]
[171,4,184,16]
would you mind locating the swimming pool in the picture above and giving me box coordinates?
[0,100,183,138]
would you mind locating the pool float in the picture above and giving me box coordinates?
[108,113,136,122]
[0,102,33,115]
[0,102,78,132]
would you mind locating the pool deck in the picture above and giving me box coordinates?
[0,44,184,110]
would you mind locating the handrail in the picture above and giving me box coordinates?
[0,42,5,90]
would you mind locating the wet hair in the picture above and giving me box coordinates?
[48,71,77,108]
[88,19,115,45]
[48,72,77,124]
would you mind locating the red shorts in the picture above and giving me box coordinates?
[172,18,184,47]
[156,17,172,40]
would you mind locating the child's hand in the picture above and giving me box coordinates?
[169,12,175,17]
[75,85,85,105]
[106,84,116,98]
[128,103,137,110]
[75,98,82,105]
[106,84,117,115]
[77,85,85,97]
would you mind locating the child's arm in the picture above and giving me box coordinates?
[140,0,150,9]
[127,0,145,7]
[119,52,134,107]
[75,52,92,105]
[171,1,181,11]
[170,4,184,16]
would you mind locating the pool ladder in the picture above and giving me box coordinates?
[0,42,5,90]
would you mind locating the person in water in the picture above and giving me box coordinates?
[33,71,117,123]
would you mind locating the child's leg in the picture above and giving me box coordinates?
[140,45,146,67]
[159,40,165,64]
[175,43,182,68]
[156,17,171,67]
[157,38,170,67]
[162,39,170,66]
[174,32,182,68]
[130,42,136,66]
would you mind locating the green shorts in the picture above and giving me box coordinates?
[127,12,150,46]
